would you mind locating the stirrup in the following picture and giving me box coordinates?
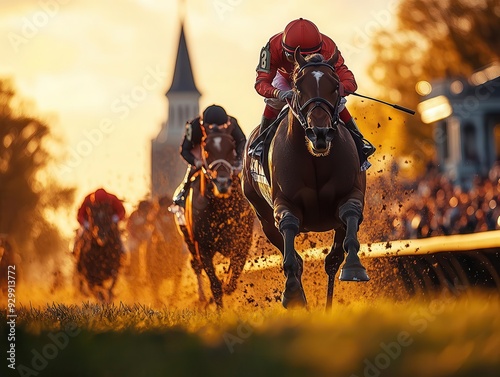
[361,160,372,172]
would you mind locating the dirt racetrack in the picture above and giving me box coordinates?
[2,227,500,377]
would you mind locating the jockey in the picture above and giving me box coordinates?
[172,104,246,207]
[72,188,125,260]
[77,188,126,230]
[126,200,154,243]
[254,18,375,169]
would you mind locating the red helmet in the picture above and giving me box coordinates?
[282,18,323,55]
[93,188,108,202]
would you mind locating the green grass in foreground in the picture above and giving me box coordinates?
[1,291,499,377]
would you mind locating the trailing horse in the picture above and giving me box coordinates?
[242,48,370,310]
[74,201,124,302]
[174,130,254,308]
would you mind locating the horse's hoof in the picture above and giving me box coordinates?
[281,277,307,309]
[339,267,370,282]
[281,292,307,309]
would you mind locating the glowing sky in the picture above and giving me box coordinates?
[0,0,399,224]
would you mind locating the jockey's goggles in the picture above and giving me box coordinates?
[205,121,230,130]
[284,50,294,60]
[284,50,311,61]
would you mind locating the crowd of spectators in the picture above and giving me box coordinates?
[368,161,500,241]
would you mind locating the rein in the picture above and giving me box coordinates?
[200,159,234,182]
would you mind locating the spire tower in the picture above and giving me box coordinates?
[151,4,201,198]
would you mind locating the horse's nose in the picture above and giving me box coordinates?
[325,128,335,143]
[306,127,335,143]
[305,127,316,142]
[216,177,232,194]
[222,178,232,193]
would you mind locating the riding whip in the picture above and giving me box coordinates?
[347,92,416,115]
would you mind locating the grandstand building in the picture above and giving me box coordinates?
[418,63,500,188]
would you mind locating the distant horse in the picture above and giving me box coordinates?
[145,197,189,306]
[74,202,124,302]
[175,130,254,308]
[242,48,370,310]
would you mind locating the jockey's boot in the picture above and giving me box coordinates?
[172,169,195,207]
[249,116,276,159]
[173,181,191,207]
[172,186,186,207]
[344,118,376,158]
[259,115,275,134]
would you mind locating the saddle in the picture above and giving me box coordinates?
[248,107,289,184]
[247,105,370,191]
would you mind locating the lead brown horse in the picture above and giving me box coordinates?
[242,48,370,310]
[175,129,254,308]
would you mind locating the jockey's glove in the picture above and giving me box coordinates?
[83,221,90,229]
[278,90,293,101]
[194,159,203,169]
[112,214,119,223]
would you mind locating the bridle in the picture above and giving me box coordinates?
[288,61,341,138]
[200,159,234,184]
[199,132,236,192]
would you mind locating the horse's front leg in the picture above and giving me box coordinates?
[277,211,307,309]
[200,251,223,309]
[223,253,246,295]
[325,229,346,311]
[189,248,207,305]
[338,199,370,282]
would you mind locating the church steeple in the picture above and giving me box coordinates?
[166,24,201,96]
[151,18,201,199]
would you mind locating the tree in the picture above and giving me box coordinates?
[367,0,500,174]
[0,78,74,281]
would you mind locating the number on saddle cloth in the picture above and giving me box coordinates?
[248,106,290,202]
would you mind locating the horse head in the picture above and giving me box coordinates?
[86,201,115,246]
[200,131,237,198]
[291,47,341,156]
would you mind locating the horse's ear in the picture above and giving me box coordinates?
[327,47,339,67]
[294,47,307,67]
